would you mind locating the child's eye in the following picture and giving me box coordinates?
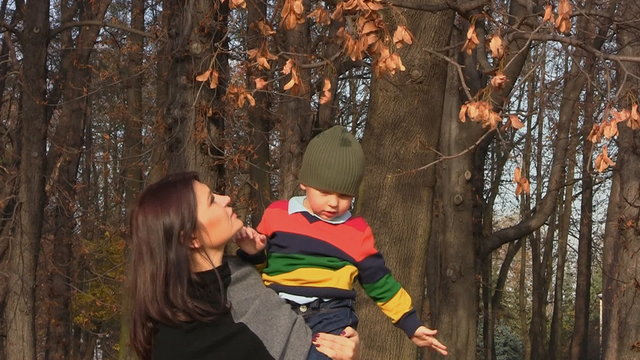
[210,193,215,205]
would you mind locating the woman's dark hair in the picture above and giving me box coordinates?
[128,172,225,359]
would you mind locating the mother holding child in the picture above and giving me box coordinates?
[127,171,359,359]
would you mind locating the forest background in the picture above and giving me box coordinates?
[0,0,639,359]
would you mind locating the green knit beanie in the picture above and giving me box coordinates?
[298,125,365,196]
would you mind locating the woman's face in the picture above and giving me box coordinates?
[193,181,243,251]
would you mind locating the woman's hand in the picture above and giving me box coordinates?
[233,226,267,255]
[313,326,360,360]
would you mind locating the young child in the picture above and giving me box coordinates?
[235,126,448,359]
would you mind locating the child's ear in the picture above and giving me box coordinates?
[299,183,307,191]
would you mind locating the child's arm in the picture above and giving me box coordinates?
[234,226,267,255]
[411,326,448,356]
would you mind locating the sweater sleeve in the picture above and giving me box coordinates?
[227,257,311,360]
[356,225,422,337]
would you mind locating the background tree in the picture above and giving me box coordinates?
[0,1,639,359]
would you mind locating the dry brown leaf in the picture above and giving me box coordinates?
[462,24,480,55]
[628,104,640,130]
[509,114,524,129]
[490,72,508,89]
[543,4,554,23]
[587,124,602,143]
[257,57,270,70]
[230,0,246,9]
[488,34,504,59]
[393,25,414,49]
[256,20,276,36]
[611,108,630,123]
[196,69,212,82]
[254,77,268,90]
[514,166,531,195]
[283,59,294,74]
[308,6,331,25]
[595,146,615,172]
[459,103,468,123]
[209,70,219,89]
[602,120,618,138]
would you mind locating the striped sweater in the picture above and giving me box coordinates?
[256,199,421,337]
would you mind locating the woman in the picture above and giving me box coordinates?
[128,172,359,359]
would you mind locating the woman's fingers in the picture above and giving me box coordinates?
[313,331,358,360]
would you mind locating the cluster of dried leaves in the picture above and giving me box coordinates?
[197,0,411,110]
[459,100,524,131]
[588,104,640,172]
[543,0,573,34]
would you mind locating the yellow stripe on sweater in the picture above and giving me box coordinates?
[377,288,413,323]
[262,265,358,290]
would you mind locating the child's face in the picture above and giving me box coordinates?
[300,184,353,221]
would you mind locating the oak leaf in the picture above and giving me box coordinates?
[488,34,504,59]
[254,77,268,90]
[308,6,331,25]
[514,167,531,195]
[543,5,554,23]
[196,69,212,82]
[602,120,618,138]
[611,108,629,123]
[319,78,332,104]
[508,114,524,130]
[490,72,508,89]
[587,124,602,143]
[629,104,640,130]
[230,0,246,9]
[462,24,479,55]
[594,146,615,172]
[208,70,219,89]
[256,20,276,36]
[393,25,414,49]
[459,103,468,123]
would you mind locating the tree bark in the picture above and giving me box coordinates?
[356,7,454,359]
[5,2,49,359]
[118,0,145,357]
[161,0,227,190]
[277,0,313,199]
[246,0,273,221]
[601,1,640,358]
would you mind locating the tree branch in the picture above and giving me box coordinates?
[50,20,156,39]
[387,0,488,14]
[508,32,640,63]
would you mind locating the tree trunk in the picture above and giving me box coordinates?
[118,0,145,357]
[161,0,227,190]
[601,1,640,358]
[5,2,49,359]
[246,0,273,221]
[356,7,454,359]
[44,4,111,359]
[277,0,313,199]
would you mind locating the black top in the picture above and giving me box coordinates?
[152,263,274,360]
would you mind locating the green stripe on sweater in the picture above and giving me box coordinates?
[264,253,352,276]
[361,273,402,303]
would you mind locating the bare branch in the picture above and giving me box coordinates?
[390,127,496,177]
[387,0,488,14]
[50,20,156,39]
[509,32,640,63]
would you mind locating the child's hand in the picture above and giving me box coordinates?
[234,226,267,255]
[411,326,448,356]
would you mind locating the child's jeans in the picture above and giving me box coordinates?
[287,298,359,360]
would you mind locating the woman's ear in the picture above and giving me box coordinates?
[188,233,201,249]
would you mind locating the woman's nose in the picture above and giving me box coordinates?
[220,195,231,206]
